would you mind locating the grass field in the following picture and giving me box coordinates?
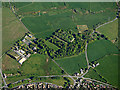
[20,54,63,76]
[21,8,116,39]
[84,68,106,83]
[87,39,118,62]
[15,2,65,14]
[4,54,64,84]
[97,19,118,40]
[35,77,74,87]
[16,2,117,39]
[67,2,116,11]
[56,53,87,75]
[95,55,119,88]
[2,7,28,54]
[2,54,20,74]
[45,40,59,50]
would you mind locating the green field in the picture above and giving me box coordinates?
[2,54,20,74]
[97,19,118,40]
[84,68,106,83]
[15,2,65,14]
[21,8,116,39]
[4,54,64,84]
[45,40,59,50]
[11,2,117,39]
[2,7,28,54]
[56,53,87,75]
[67,2,116,11]
[20,54,63,76]
[95,55,119,88]
[87,39,118,62]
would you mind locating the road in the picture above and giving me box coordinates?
[51,59,76,85]
[1,2,118,88]
[0,69,8,87]
[96,17,118,30]
[83,77,113,87]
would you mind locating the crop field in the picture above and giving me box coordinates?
[97,19,118,40]
[87,39,118,62]
[56,53,87,75]
[2,7,28,54]
[95,55,119,88]
[84,68,106,83]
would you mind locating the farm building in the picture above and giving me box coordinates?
[19,57,27,64]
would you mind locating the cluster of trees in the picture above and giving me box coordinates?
[45,29,94,59]
[53,29,74,42]
[92,32,108,40]
[47,35,66,48]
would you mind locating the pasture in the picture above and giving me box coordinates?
[84,68,106,83]
[55,53,87,75]
[2,54,20,74]
[2,7,28,54]
[20,54,63,76]
[87,39,118,62]
[67,2,116,12]
[45,40,59,50]
[13,2,117,39]
[5,54,64,84]
[21,8,116,39]
[95,55,119,88]
[97,19,118,40]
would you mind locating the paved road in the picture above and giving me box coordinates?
[85,43,90,69]
[51,59,76,85]
[83,77,113,87]
[96,17,118,30]
[0,69,8,87]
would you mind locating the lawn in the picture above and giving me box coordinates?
[97,19,118,40]
[84,68,106,83]
[95,55,119,88]
[56,53,87,75]
[87,39,118,62]
[2,7,28,54]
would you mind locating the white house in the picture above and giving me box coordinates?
[80,69,83,74]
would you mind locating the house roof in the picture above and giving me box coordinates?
[19,58,26,64]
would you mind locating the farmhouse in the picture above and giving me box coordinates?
[19,57,27,64]
[7,33,36,65]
